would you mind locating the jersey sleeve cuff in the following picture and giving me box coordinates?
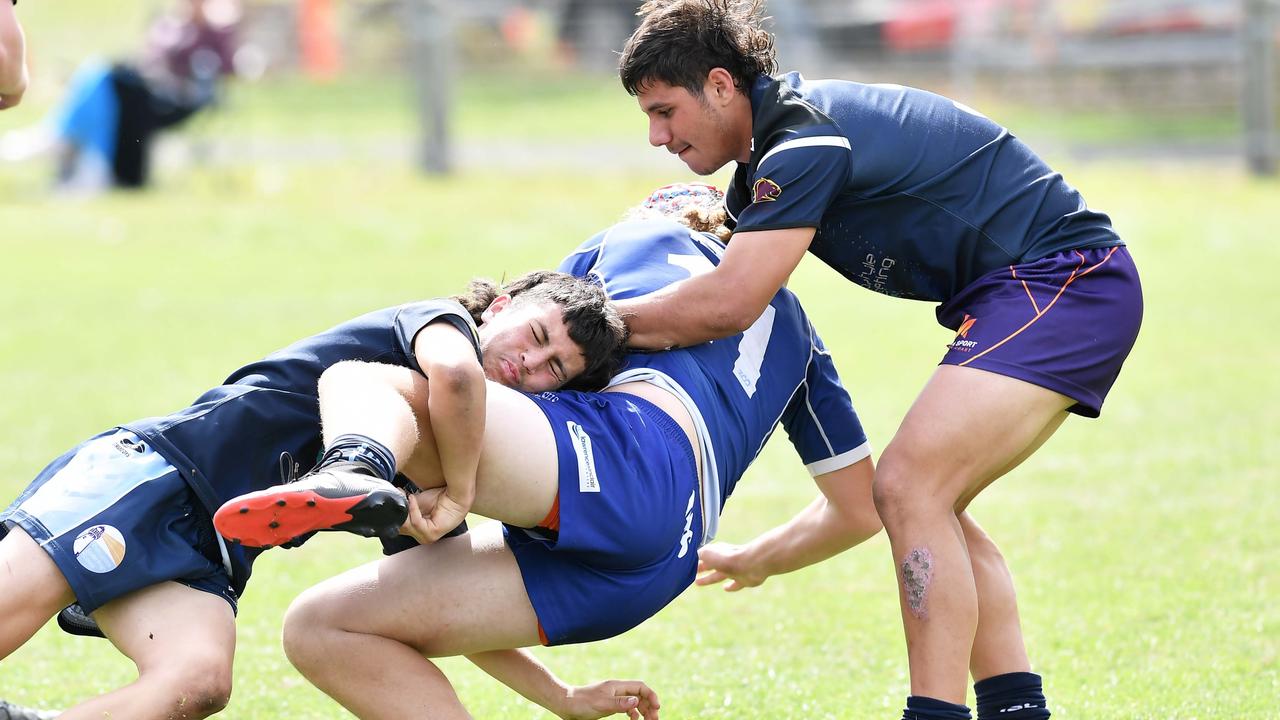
[806,441,872,477]
[731,220,822,234]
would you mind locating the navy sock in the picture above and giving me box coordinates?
[902,695,971,720]
[974,672,1051,720]
[319,434,397,483]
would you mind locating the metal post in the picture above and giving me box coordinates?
[1243,0,1277,176]
[949,5,979,103]
[403,0,452,175]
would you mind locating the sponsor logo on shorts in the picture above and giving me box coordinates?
[752,177,782,203]
[567,421,600,493]
[73,524,127,574]
[949,314,979,352]
[677,490,696,559]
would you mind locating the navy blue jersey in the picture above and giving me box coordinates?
[725,73,1122,302]
[559,219,869,540]
[120,300,479,588]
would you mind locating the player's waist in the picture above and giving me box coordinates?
[605,368,723,543]
[604,381,702,480]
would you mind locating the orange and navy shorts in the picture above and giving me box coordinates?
[936,246,1142,418]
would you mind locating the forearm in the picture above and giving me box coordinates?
[740,492,879,578]
[467,649,571,716]
[619,227,812,350]
[617,274,749,350]
[426,366,485,506]
[709,459,881,587]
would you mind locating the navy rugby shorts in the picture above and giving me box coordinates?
[504,390,701,646]
[0,429,237,615]
[937,246,1143,418]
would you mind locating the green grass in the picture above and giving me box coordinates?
[1,3,1276,716]
[0,156,1276,718]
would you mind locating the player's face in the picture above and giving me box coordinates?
[477,297,586,393]
[637,75,751,176]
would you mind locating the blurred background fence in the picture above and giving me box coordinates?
[4,0,1277,187]
[231,0,1278,174]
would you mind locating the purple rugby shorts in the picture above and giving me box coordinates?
[936,246,1142,417]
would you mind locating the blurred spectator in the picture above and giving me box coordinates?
[0,0,27,109]
[1,0,241,192]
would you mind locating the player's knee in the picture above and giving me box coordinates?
[318,359,364,394]
[872,449,962,528]
[871,462,914,527]
[282,589,335,672]
[147,659,233,717]
[281,597,317,667]
[320,359,413,396]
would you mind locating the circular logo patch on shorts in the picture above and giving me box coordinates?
[73,524,127,573]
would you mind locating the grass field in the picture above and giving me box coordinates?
[1,5,1277,718]
[1,150,1277,718]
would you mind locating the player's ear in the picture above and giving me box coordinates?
[480,293,513,323]
[706,67,736,104]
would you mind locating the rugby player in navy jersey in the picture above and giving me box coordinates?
[225,184,882,719]
[0,272,632,720]
[615,3,1144,720]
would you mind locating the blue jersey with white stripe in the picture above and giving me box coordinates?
[726,73,1122,302]
[559,219,869,517]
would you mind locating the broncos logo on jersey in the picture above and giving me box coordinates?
[752,177,782,203]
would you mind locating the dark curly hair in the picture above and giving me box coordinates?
[454,270,627,391]
[619,0,777,97]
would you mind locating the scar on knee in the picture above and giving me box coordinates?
[900,547,934,620]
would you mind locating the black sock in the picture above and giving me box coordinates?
[318,434,397,483]
[975,672,1050,720]
[902,695,971,720]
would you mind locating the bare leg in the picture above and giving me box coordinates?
[318,360,424,463]
[873,365,1071,703]
[0,526,75,659]
[60,581,236,720]
[315,361,559,528]
[959,413,1065,683]
[284,522,540,720]
[960,513,1030,682]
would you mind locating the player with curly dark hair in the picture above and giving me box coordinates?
[616,3,1142,720]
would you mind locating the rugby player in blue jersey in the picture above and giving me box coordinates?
[0,272,632,720]
[615,3,1144,720]
[223,184,882,718]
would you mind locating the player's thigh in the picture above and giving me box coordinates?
[881,364,1073,501]
[402,380,557,526]
[289,521,540,656]
[956,411,1068,511]
[0,525,76,655]
[471,382,559,527]
[95,580,236,678]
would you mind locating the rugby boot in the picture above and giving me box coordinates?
[56,602,105,639]
[213,460,408,548]
[0,700,58,720]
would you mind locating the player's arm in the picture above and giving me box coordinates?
[408,320,485,541]
[0,0,27,109]
[615,226,813,350]
[695,457,880,591]
[466,649,660,720]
